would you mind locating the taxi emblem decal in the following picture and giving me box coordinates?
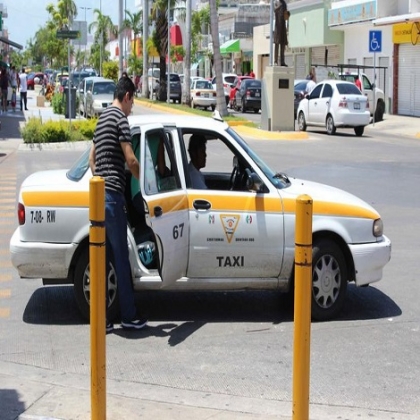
[220,214,240,243]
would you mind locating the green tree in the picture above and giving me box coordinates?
[89,8,117,74]
[57,0,78,26]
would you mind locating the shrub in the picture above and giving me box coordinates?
[21,118,98,144]
[51,92,64,114]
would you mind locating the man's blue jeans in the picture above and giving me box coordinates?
[105,189,137,322]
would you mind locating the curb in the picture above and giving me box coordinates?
[134,98,308,140]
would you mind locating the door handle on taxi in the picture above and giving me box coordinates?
[193,200,211,210]
[154,206,163,217]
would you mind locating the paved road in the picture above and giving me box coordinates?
[0,96,420,420]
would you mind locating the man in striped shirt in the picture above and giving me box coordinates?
[89,76,147,333]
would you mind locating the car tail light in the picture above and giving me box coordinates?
[195,92,201,97]
[366,100,369,108]
[17,203,25,225]
[338,97,348,108]
[213,92,216,97]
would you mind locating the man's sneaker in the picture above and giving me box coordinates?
[106,321,114,334]
[121,318,148,330]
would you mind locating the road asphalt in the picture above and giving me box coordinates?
[1,90,419,420]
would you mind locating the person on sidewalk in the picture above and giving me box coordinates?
[8,65,18,112]
[19,67,28,111]
[0,67,8,113]
[89,76,147,333]
[305,73,316,96]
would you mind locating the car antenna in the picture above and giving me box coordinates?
[212,109,223,122]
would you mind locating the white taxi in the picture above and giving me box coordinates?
[10,114,391,321]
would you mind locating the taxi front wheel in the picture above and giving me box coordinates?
[311,239,347,321]
[74,247,120,321]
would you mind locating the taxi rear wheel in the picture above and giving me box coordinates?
[311,239,347,321]
[74,248,119,321]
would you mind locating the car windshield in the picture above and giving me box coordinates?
[169,74,180,82]
[245,80,261,88]
[67,146,91,181]
[227,128,290,189]
[336,83,362,95]
[92,82,116,95]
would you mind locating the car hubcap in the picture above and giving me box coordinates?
[312,254,340,309]
[83,264,118,308]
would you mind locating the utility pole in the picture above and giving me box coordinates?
[99,0,102,76]
[80,7,91,67]
[143,0,149,98]
[119,0,124,77]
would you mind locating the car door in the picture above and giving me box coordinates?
[319,83,334,123]
[181,131,284,279]
[139,124,189,285]
[307,83,323,124]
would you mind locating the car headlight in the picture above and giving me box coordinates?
[373,218,383,237]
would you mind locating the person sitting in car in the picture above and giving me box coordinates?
[188,134,207,189]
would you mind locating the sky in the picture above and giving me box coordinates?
[3,0,137,48]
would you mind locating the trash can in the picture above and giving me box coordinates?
[63,87,77,118]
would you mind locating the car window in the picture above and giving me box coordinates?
[93,81,116,95]
[362,75,372,90]
[196,80,212,89]
[67,146,91,181]
[143,130,180,195]
[322,83,333,98]
[246,80,261,88]
[224,76,236,85]
[169,74,180,82]
[336,83,362,95]
[85,80,93,92]
[309,84,322,99]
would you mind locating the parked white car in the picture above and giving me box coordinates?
[297,80,371,136]
[212,73,237,105]
[190,79,216,110]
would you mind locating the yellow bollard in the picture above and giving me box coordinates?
[292,194,313,420]
[89,176,106,420]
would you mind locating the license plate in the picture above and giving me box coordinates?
[255,92,260,97]
[354,102,360,110]
[203,93,209,98]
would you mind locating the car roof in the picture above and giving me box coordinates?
[128,114,229,131]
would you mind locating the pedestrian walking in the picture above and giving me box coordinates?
[0,67,8,113]
[9,65,18,112]
[89,77,147,333]
[19,67,28,111]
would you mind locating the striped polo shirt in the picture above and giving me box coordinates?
[92,105,132,195]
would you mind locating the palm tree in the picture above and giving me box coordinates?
[57,0,78,26]
[209,0,228,116]
[89,9,117,74]
[123,10,143,59]
[150,0,178,101]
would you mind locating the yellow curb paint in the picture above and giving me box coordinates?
[0,274,12,281]
[233,125,309,140]
[0,289,11,298]
[0,307,10,317]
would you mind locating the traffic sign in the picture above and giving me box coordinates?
[369,30,382,53]
[56,30,80,39]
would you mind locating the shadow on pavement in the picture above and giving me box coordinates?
[22,284,401,335]
[0,388,26,420]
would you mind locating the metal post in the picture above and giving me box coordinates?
[292,194,313,420]
[373,51,376,127]
[81,7,92,67]
[143,0,149,99]
[118,0,124,77]
[89,176,106,420]
[67,41,72,126]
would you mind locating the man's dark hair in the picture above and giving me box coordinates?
[188,134,207,154]
[114,76,135,102]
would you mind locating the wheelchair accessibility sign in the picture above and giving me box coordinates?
[369,30,382,53]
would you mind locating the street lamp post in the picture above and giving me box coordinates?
[167,0,170,104]
[100,0,102,76]
[80,7,92,67]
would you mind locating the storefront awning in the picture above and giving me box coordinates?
[373,12,420,26]
[220,39,240,54]
[0,36,23,50]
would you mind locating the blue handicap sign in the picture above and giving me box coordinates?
[369,30,382,53]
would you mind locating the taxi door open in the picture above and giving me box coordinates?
[139,124,189,285]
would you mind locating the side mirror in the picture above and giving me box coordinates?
[245,168,264,192]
